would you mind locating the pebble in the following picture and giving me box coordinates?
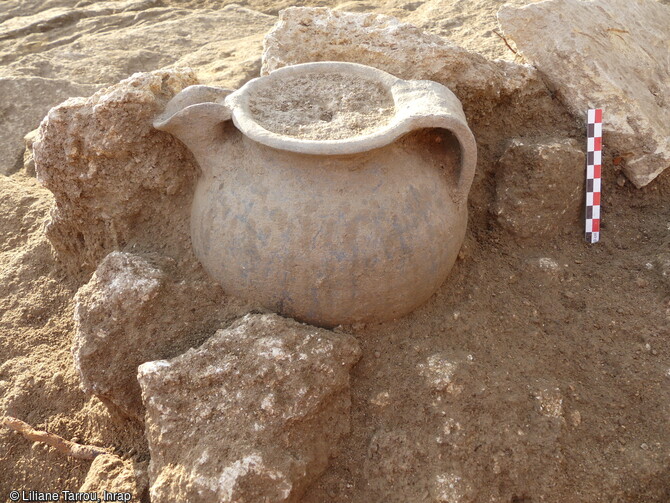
[570,410,582,426]
[52,372,64,386]
[370,391,390,407]
[374,351,381,358]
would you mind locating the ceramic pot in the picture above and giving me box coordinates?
[154,62,477,327]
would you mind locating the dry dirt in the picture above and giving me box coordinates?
[248,72,394,140]
[1,0,669,502]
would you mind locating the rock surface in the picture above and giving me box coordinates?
[0,77,99,175]
[2,0,274,180]
[498,0,670,188]
[493,138,585,239]
[138,313,361,503]
[261,7,540,116]
[73,251,250,421]
[2,1,275,88]
[78,454,148,500]
[34,69,200,277]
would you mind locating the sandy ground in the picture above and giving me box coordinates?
[1,0,669,501]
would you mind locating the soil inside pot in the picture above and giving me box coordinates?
[247,72,395,140]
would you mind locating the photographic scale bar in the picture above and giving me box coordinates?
[585,108,602,244]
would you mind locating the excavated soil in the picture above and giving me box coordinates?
[248,73,394,139]
[1,0,669,502]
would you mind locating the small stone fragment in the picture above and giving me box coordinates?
[433,472,466,503]
[493,138,584,239]
[73,251,246,421]
[78,454,148,500]
[370,391,391,408]
[419,353,462,394]
[570,410,582,427]
[635,278,649,288]
[436,418,462,444]
[137,313,361,503]
[535,388,563,419]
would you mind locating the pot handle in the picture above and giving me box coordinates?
[392,80,477,202]
[153,85,233,153]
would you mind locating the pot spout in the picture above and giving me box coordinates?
[154,85,233,161]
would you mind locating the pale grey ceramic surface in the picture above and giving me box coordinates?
[154,62,477,327]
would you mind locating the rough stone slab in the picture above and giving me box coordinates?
[34,69,199,276]
[0,77,99,175]
[261,7,541,116]
[138,313,361,503]
[493,138,585,239]
[73,251,249,421]
[498,0,670,187]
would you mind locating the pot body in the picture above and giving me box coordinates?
[191,126,467,327]
[154,62,477,327]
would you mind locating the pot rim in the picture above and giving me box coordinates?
[225,61,452,155]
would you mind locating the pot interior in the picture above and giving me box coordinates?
[246,70,396,141]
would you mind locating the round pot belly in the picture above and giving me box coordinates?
[191,133,467,327]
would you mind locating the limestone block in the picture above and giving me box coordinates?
[493,138,585,239]
[261,7,541,116]
[137,313,361,503]
[498,0,670,187]
[73,251,248,421]
[34,69,199,276]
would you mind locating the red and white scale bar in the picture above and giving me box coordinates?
[585,108,603,243]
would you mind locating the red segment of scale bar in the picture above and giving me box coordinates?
[585,108,602,244]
